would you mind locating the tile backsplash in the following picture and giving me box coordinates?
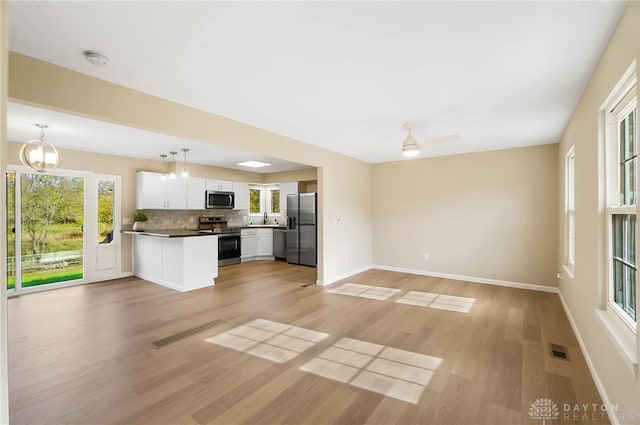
[137,209,249,230]
[133,209,286,230]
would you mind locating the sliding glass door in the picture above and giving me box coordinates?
[7,171,85,290]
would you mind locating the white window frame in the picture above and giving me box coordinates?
[599,62,638,378]
[248,184,281,217]
[564,146,576,278]
[606,85,638,332]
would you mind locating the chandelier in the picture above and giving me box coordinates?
[19,124,61,173]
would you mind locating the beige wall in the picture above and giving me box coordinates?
[557,2,640,421]
[372,144,559,287]
[8,53,373,283]
[263,168,317,184]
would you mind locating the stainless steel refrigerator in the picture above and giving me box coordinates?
[287,193,317,267]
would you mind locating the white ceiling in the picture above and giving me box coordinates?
[7,1,627,165]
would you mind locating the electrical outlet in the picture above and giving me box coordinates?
[556,272,563,279]
[424,253,430,260]
[123,217,132,225]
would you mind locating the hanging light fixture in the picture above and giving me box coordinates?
[181,148,189,178]
[20,123,62,173]
[169,151,177,179]
[160,154,168,180]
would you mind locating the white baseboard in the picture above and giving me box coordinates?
[372,264,559,293]
[316,264,373,286]
[557,292,619,425]
[91,271,134,283]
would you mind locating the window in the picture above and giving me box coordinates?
[270,188,280,214]
[565,146,575,276]
[249,184,281,216]
[606,80,637,329]
[249,188,261,214]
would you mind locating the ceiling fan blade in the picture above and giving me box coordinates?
[420,134,459,147]
[361,147,395,151]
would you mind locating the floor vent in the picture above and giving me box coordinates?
[301,283,313,287]
[549,343,570,361]
[150,318,226,349]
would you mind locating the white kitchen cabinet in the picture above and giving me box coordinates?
[279,182,298,211]
[136,171,187,210]
[133,233,218,292]
[136,172,165,209]
[187,176,206,210]
[165,177,187,209]
[233,182,249,210]
[206,179,233,192]
[241,228,257,259]
[256,228,273,256]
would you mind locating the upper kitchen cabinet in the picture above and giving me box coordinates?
[165,178,188,209]
[136,171,187,210]
[187,176,206,210]
[206,179,233,192]
[279,182,298,211]
[233,182,249,210]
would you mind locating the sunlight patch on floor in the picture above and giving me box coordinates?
[300,337,442,404]
[396,291,475,313]
[325,283,401,300]
[206,319,329,363]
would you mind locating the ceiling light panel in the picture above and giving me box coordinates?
[237,160,272,168]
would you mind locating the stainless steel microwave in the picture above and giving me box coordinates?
[205,190,234,209]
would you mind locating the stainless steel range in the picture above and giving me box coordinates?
[199,217,241,266]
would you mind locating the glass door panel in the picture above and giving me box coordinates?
[97,179,115,244]
[20,173,84,287]
[94,177,119,277]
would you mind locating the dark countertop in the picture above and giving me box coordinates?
[240,225,287,229]
[122,229,215,238]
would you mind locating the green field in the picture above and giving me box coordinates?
[7,222,84,290]
[7,268,83,290]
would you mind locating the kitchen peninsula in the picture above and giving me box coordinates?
[125,230,218,292]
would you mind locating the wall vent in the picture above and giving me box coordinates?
[150,318,226,349]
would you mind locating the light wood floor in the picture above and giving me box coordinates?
[8,262,608,425]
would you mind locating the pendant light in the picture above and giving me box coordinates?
[169,151,177,179]
[160,154,168,180]
[20,123,62,173]
[181,148,189,178]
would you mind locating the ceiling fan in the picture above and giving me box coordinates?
[400,122,459,158]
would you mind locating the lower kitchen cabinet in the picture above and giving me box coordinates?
[241,228,257,259]
[241,228,274,261]
[257,229,273,256]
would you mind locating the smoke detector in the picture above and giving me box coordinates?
[83,50,109,66]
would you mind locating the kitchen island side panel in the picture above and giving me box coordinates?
[182,235,218,291]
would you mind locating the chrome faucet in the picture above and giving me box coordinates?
[264,211,268,225]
